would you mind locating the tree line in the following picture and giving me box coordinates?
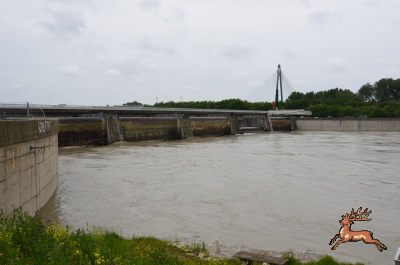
[285,78,400,117]
[124,78,400,117]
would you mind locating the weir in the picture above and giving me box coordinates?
[57,115,307,146]
[0,104,312,146]
[59,116,241,146]
[3,103,399,148]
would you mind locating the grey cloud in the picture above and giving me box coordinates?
[105,68,123,78]
[183,85,198,91]
[223,46,252,59]
[130,74,147,83]
[308,11,338,25]
[60,64,86,78]
[139,39,178,57]
[41,8,85,39]
[229,70,248,83]
[2,0,400,105]
[298,0,310,7]
[138,59,159,70]
[282,50,298,59]
[139,0,185,23]
[364,0,381,7]
[12,83,23,89]
[161,5,185,23]
[326,58,349,74]
[139,0,161,12]
[10,83,26,92]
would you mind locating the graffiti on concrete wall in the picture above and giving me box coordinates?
[38,121,51,133]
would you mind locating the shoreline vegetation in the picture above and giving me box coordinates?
[125,78,400,118]
[0,209,364,265]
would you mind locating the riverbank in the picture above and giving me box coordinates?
[0,210,363,265]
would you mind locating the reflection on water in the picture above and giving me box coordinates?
[42,132,400,265]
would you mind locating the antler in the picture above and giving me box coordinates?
[346,207,372,222]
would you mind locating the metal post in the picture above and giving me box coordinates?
[279,65,283,102]
[275,69,280,110]
[27,102,30,119]
[395,247,400,265]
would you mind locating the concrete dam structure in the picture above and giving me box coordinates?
[0,119,59,215]
[0,104,312,146]
[59,116,241,146]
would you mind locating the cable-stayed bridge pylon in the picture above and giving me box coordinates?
[245,65,296,109]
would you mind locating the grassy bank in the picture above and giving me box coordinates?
[0,209,362,265]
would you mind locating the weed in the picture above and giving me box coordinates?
[186,241,207,255]
[215,240,221,255]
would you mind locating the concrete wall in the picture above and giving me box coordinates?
[57,116,240,145]
[59,118,107,146]
[238,116,265,127]
[271,119,293,131]
[0,119,59,215]
[296,118,400,131]
[120,117,180,142]
[190,117,231,136]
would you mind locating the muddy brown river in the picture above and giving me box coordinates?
[42,132,400,265]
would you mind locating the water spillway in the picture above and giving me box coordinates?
[58,116,241,146]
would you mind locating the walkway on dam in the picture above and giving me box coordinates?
[0,103,311,117]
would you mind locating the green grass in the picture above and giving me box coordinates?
[0,209,363,265]
[185,241,207,256]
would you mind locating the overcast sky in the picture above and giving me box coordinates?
[1,0,399,105]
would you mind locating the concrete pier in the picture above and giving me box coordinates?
[120,117,180,142]
[0,119,59,215]
[190,117,232,137]
[58,118,107,146]
[267,118,297,131]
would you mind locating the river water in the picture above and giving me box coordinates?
[42,132,400,265]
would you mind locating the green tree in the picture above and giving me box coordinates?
[124,101,143,106]
[339,106,354,116]
[358,83,375,102]
[287,91,304,101]
[307,104,330,117]
[371,78,400,102]
[124,78,400,118]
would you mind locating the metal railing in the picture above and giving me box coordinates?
[0,102,45,119]
[0,102,312,117]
